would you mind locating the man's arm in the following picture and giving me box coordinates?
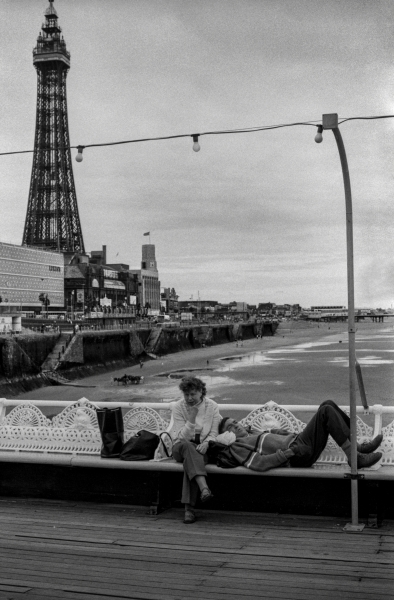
[270,428,292,436]
[250,426,292,436]
[216,439,295,472]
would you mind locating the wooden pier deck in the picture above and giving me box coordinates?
[0,498,393,600]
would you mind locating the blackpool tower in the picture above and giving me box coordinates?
[23,0,85,254]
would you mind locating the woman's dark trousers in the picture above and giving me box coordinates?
[172,440,209,506]
[289,400,351,468]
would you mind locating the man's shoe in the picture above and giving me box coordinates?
[353,452,382,469]
[357,434,383,454]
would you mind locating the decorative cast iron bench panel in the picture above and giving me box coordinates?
[0,398,392,468]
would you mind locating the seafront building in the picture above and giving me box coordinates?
[62,244,159,314]
[304,305,347,320]
[127,245,161,314]
[0,242,64,316]
[161,287,179,314]
[0,238,163,318]
[62,244,161,315]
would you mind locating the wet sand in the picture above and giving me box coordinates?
[14,321,394,413]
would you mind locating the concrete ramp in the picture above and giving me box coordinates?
[144,328,163,354]
[40,332,71,371]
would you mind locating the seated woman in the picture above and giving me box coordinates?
[171,376,221,524]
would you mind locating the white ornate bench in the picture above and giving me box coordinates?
[0,398,393,474]
[0,398,171,455]
[0,398,392,521]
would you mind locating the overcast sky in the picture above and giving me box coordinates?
[1,0,393,308]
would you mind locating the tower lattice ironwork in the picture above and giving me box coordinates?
[23,0,85,253]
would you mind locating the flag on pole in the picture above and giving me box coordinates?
[143,232,150,236]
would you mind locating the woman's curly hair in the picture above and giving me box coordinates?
[179,376,207,398]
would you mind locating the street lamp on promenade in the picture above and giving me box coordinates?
[316,113,363,531]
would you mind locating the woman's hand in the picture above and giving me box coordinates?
[186,405,199,423]
[196,441,209,455]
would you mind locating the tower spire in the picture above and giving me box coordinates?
[23,0,85,254]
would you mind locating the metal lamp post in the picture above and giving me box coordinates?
[317,113,363,531]
[71,290,75,322]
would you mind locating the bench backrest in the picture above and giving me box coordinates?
[0,398,392,466]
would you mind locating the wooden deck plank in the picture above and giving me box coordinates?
[0,498,392,600]
[3,511,392,536]
[0,536,393,568]
[0,549,393,586]
[1,509,392,546]
[2,498,393,533]
[1,537,393,567]
[2,524,390,548]
[0,575,393,600]
[3,560,394,590]
[2,527,388,555]
[0,564,387,599]
[2,566,393,598]
[0,526,388,557]
[6,519,384,545]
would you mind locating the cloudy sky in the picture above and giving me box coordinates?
[1,0,393,308]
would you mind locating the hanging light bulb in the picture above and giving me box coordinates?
[192,134,200,152]
[314,125,323,143]
[75,145,84,162]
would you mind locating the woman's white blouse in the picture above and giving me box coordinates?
[171,397,221,444]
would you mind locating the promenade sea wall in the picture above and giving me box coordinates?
[0,322,277,394]
[59,322,274,372]
[0,334,59,395]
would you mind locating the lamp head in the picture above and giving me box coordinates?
[192,134,200,152]
[75,145,85,162]
[314,125,323,143]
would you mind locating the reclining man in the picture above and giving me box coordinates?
[214,400,383,471]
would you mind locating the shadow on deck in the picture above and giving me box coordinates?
[0,497,392,600]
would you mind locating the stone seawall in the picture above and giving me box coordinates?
[59,322,277,370]
[0,334,60,395]
[0,334,59,379]
[0,321,277,393]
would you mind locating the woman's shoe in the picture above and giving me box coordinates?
[200,488,214,503]
[183,509,196,524]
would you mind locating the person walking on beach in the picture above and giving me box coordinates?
[212,401,382,472]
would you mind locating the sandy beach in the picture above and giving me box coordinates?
[14,320,394,414]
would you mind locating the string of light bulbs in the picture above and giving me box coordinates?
[0,114,393,161]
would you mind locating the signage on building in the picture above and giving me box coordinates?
[104,279,125,290]
[76,289,84,304]
[129,296,137,305]
[103,269,118,279]
[180,312,193,320]
[100,296,112,307]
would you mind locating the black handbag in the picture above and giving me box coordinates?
[120,430,172,461]
[96,407,124,459]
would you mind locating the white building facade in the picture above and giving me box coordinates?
[0,242,64,310]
